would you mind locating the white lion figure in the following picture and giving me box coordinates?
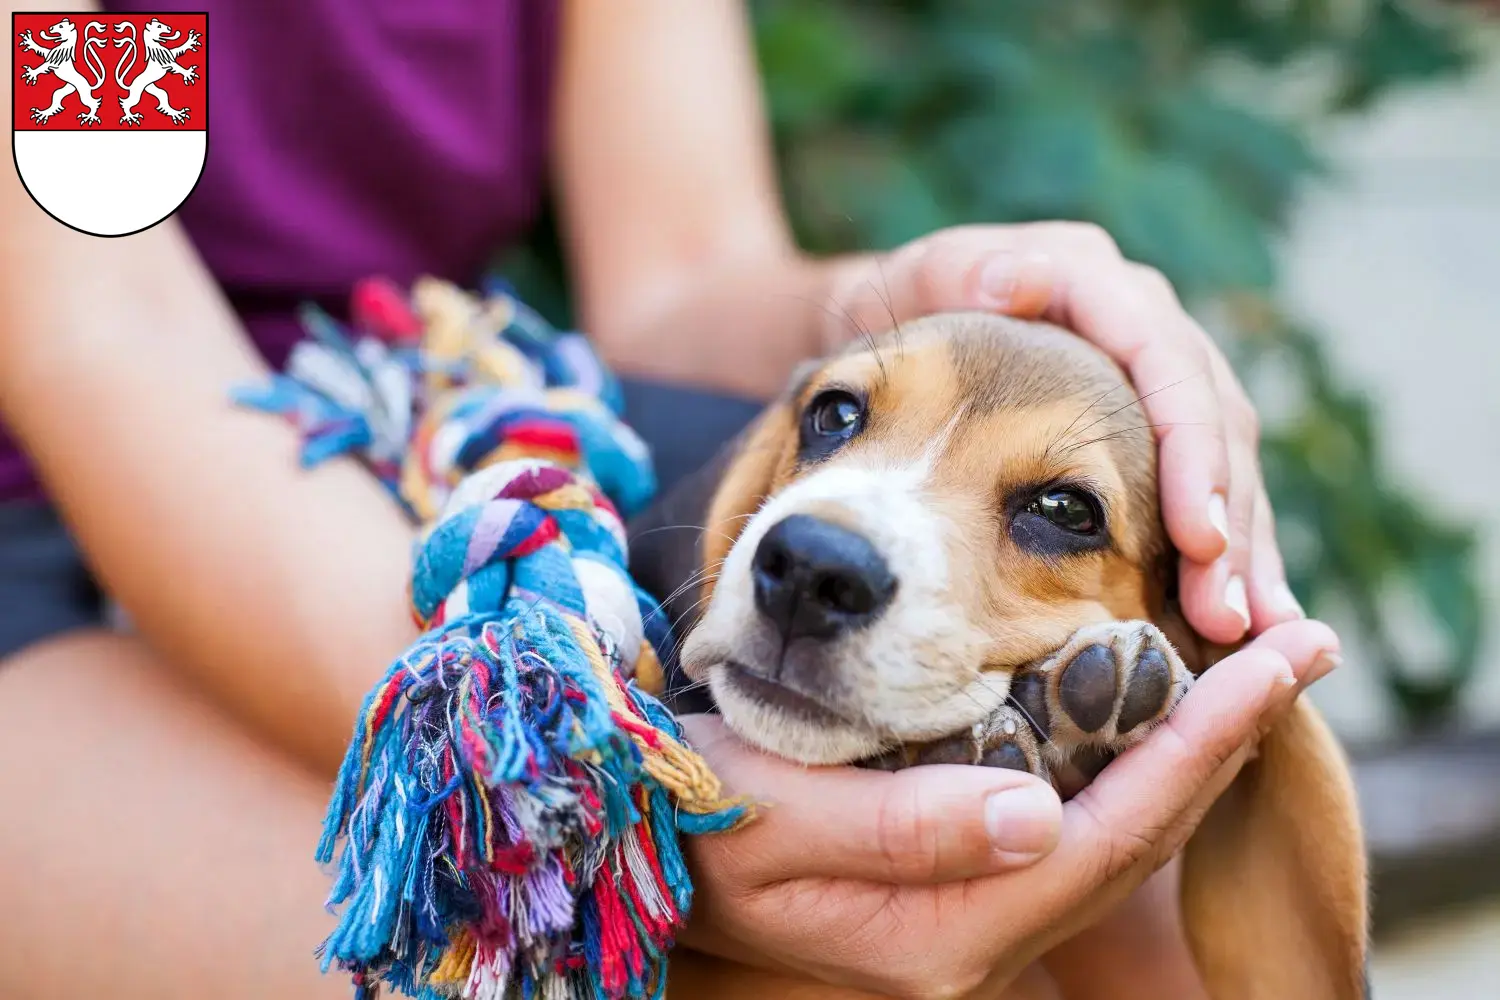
[114,17,200,126]
[17,17,109,126]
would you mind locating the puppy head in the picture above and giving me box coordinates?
[681,313,1169,764]
[673,312,1370,997]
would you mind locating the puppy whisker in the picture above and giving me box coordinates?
[656,570,720,616]
[1006,694,1056,749]
[871,259,906,364]
[645,559,723,614]
[772,291,881,366]
[663,588,722,663]
[667,676,716,698]
[629,522,713,542]
[1061,420,1206,455]
[849,303,888,384]
[1045,383,1127,462]
[1062,376,1199,449]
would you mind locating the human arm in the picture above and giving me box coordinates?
[552,0,825,397]
[0,2,418,772]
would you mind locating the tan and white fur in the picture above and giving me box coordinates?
[633,313,1367,999]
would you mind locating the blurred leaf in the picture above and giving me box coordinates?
[939,98,1117,219]
[1239,305,1485,728]
[1147,91,1325,225]
[1184,0,1335,65]
[1099,154,1278,294]
[1334,0,1475,109]
[754,4,871,128]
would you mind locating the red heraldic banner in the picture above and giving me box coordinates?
[12,11,207,236]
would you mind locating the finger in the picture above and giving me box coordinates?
[680,714,1063,886]
[827,229,1061,341]
[956,245,1235,572]
[1174,350,1263,641]
[1245,482,1304,632]
[1049,620,1341,894]
[1175,441,1255,645]
[1237,616,1342,721]
[1178,550,1254,645]
[1033,257,1234,572]
[1155,619,1343,841]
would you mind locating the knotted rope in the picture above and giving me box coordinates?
[235,276,747,1000]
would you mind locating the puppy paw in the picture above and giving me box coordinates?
[1009,621,1192,795]
[861,705,1050,782]
[858,622,1189,795]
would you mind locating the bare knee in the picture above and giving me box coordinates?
[0,631,349,1000]
[2,627,164,694]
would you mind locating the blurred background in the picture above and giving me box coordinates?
[514,0,1500,993]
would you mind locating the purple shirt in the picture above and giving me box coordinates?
[0,0,558,500]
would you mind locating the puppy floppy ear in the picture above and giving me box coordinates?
[699,397,798,586]
[625,396,795,632]
[624,411,792,715]
[1181,699,1369,1000]
[1150,559,1369,1000]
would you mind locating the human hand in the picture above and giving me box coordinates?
[679,619,1340,998]
[824,224,1298,644]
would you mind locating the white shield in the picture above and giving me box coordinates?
[12,13,207,238]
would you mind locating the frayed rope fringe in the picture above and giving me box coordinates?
[234,275,749,999]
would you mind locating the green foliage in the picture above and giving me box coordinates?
[751,0,1484,729]
[1233,299,1485,725]
[754,0,1474,291]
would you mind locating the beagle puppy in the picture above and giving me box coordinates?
[629,313,1367,999]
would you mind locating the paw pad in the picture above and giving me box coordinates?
[1117,646,1174,734]
[858,621,1191,797]
[1058,643,1119,734]
[1031,621,1190,748]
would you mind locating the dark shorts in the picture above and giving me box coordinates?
[0,503,105,659]
[0,379,762,661]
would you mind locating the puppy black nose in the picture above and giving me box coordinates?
[751,514,896,641]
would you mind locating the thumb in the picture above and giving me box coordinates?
[826,232,1058,348]
[680,714,1062,886]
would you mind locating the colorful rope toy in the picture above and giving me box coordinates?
[235,276,748,1000]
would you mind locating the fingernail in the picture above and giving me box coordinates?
[1207,493,1230,545]
[1263,651,1340,731]
[1224,574,1250,630]
[985,783,1061,860]
[1309,650,1342,685]
[1259,669,1302,731]
[978,254,1019,309]
[1271,582,1305,620]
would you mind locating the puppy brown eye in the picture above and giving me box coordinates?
[799,389,866,462]
[808,391,863,438]
[1011,487,1107,558]
[1028,490,1098,534]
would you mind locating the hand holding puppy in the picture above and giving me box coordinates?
[678,620,1340,998]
